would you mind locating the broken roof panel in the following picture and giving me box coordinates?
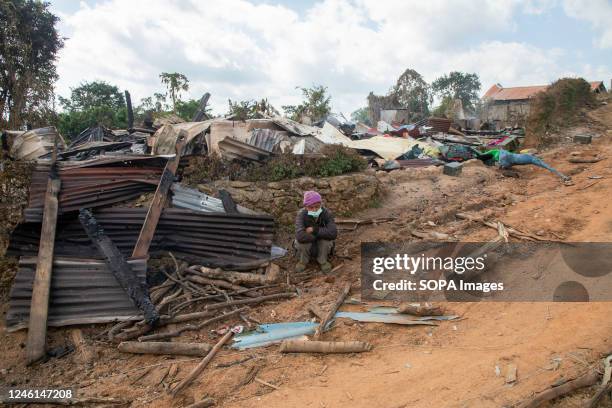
[271,117,320,136]
[151,121,212,155]
[6,257,147,332]
[218,137,272,162]
[9,126,66,161]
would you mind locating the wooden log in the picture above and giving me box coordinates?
[132,131,186,258]
[585,381,612,408]
[456,212,552,242]
[280,340,372,353]
[190,265,281,286]
[171,330,233,396]
[569,157,604,164]
[118,341,211,356]
[69,329,94,365]
[124,90,134,129]
[186,275,256,297]
[79,209,159,324]
[397,303,444,316]
[313,283,351,339]
[26,164,61,365]
[184,398,215,408]
[517,370,600,408]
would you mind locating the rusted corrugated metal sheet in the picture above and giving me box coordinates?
[24,160,165,222]
[427,117,452,133]
[6,257,147,332]
[10,208,275,268]
[484,85,548,101]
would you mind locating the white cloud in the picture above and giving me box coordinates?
[563,0,612,49]
[52,0,608,116]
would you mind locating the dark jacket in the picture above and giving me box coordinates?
[295,207,337,243]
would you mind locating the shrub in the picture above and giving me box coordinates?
[526,78,597,146]
[182,145,368,184]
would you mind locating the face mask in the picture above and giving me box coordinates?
[308,208,322,217]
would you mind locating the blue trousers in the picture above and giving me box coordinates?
[498,150,567,179]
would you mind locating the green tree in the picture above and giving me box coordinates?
[282,85,331,123]
[431,71,481,112]
[159,72,189,111]
[57,81,127,139]
[0,0,64,128]
[350,107,371,125]
[392,68,432,118]
[228,98,279,121]
[58,81,124,111]
[175,99,201,120]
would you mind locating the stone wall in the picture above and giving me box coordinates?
[198,172,381,224]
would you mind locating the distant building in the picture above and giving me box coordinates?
[480,81,607,127]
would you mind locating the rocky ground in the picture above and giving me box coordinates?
[1,99,611,407]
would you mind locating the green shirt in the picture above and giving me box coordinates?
[483,149,501,162]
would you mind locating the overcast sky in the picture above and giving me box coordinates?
[49,0,611,116]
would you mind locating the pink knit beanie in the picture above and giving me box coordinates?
[303,191,322,206]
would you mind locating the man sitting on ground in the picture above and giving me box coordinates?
[295,191,337,273]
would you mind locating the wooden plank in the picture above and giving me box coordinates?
[132,131,186,258]
[313,282,351,340]
[171,330,233,396]
[26,170,61,364]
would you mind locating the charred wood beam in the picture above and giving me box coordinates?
[219,189,239,214]
[124,90,134,129]
[191,92,210,122]
[78,209,159,325]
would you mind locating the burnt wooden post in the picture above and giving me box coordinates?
[125,90,134,129]
[79,209,159,325]
[191,92,211,122]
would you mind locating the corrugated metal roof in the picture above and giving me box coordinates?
[25,163,164,222]
[485,85,548,101]
[248,129,289,152]
[151,121,212,155]
[218,137,272,162]
[10,208,275,268]
[427,117,451,133]
[171,184,258,215]
[9,127,67,161]
[6,257,147,331]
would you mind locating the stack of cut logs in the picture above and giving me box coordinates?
[108,261,294,343]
